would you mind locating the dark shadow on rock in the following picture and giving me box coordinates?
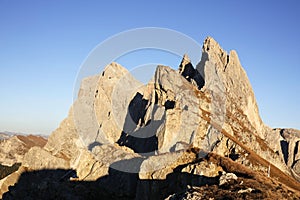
[180,62,205,90]
[180,62,196,82]
[2,169,87,200]
[280,140,289,164]
[115,157,219,199]
[0,163,21,180]
[128,92,149,126]
[98,158,145,198]
[164,100,175,110]
[135,158,219,200]
[117,92,166,155]
[88,141,102,151]
[229,148,240,161]
[3,157,219,200]
[117,131,158,155]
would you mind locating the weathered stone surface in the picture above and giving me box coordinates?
[293,160,300,177]
[0,135,47,166]
[23,147,69,170]
[44,107,82,162]
[197,37,264,137]
[154,65,203,153]
[219,172,238,186]
[195,37,294,177]
[1,36,300,199]
[0,166,25,197]
[94,62,136,144]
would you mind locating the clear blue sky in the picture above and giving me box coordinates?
[0,0,299,135]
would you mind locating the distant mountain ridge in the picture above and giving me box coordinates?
[0,131,48,139]
[0,133,11,141]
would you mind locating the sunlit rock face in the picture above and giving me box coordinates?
[1,37,300,199]
[0,134,47,166]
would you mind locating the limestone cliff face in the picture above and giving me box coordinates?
[199,37,264,135]
[270,128,300,181]
[1,37,300,199]
[196,37,299,179]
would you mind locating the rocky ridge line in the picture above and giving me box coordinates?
[1,37,299,199]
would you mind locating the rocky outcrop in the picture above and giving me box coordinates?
[197,37,264,135]
[1,37,300,199]
[2,152,300,200]
[0,135,47,166]
[154,65,202,153]
[270,128,300,181]
[0,135,47,196]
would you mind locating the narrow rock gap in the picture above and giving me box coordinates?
[280,140,289,164]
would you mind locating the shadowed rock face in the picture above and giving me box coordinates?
[1,37,300,199]
[179,54,205,89]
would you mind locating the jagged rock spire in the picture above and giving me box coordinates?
[178,54,205,89]
[178,53,194,80]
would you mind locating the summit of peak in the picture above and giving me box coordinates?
[203,36,222,50]
[182,53,191,63]
[202,36,228,59]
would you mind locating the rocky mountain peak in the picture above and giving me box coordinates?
[178,54,191,71]
[198,36,264,138]
[1,37,300,199]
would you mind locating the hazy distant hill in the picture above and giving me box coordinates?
[0,132,11,140]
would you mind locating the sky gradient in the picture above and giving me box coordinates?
[0,0,299,135]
